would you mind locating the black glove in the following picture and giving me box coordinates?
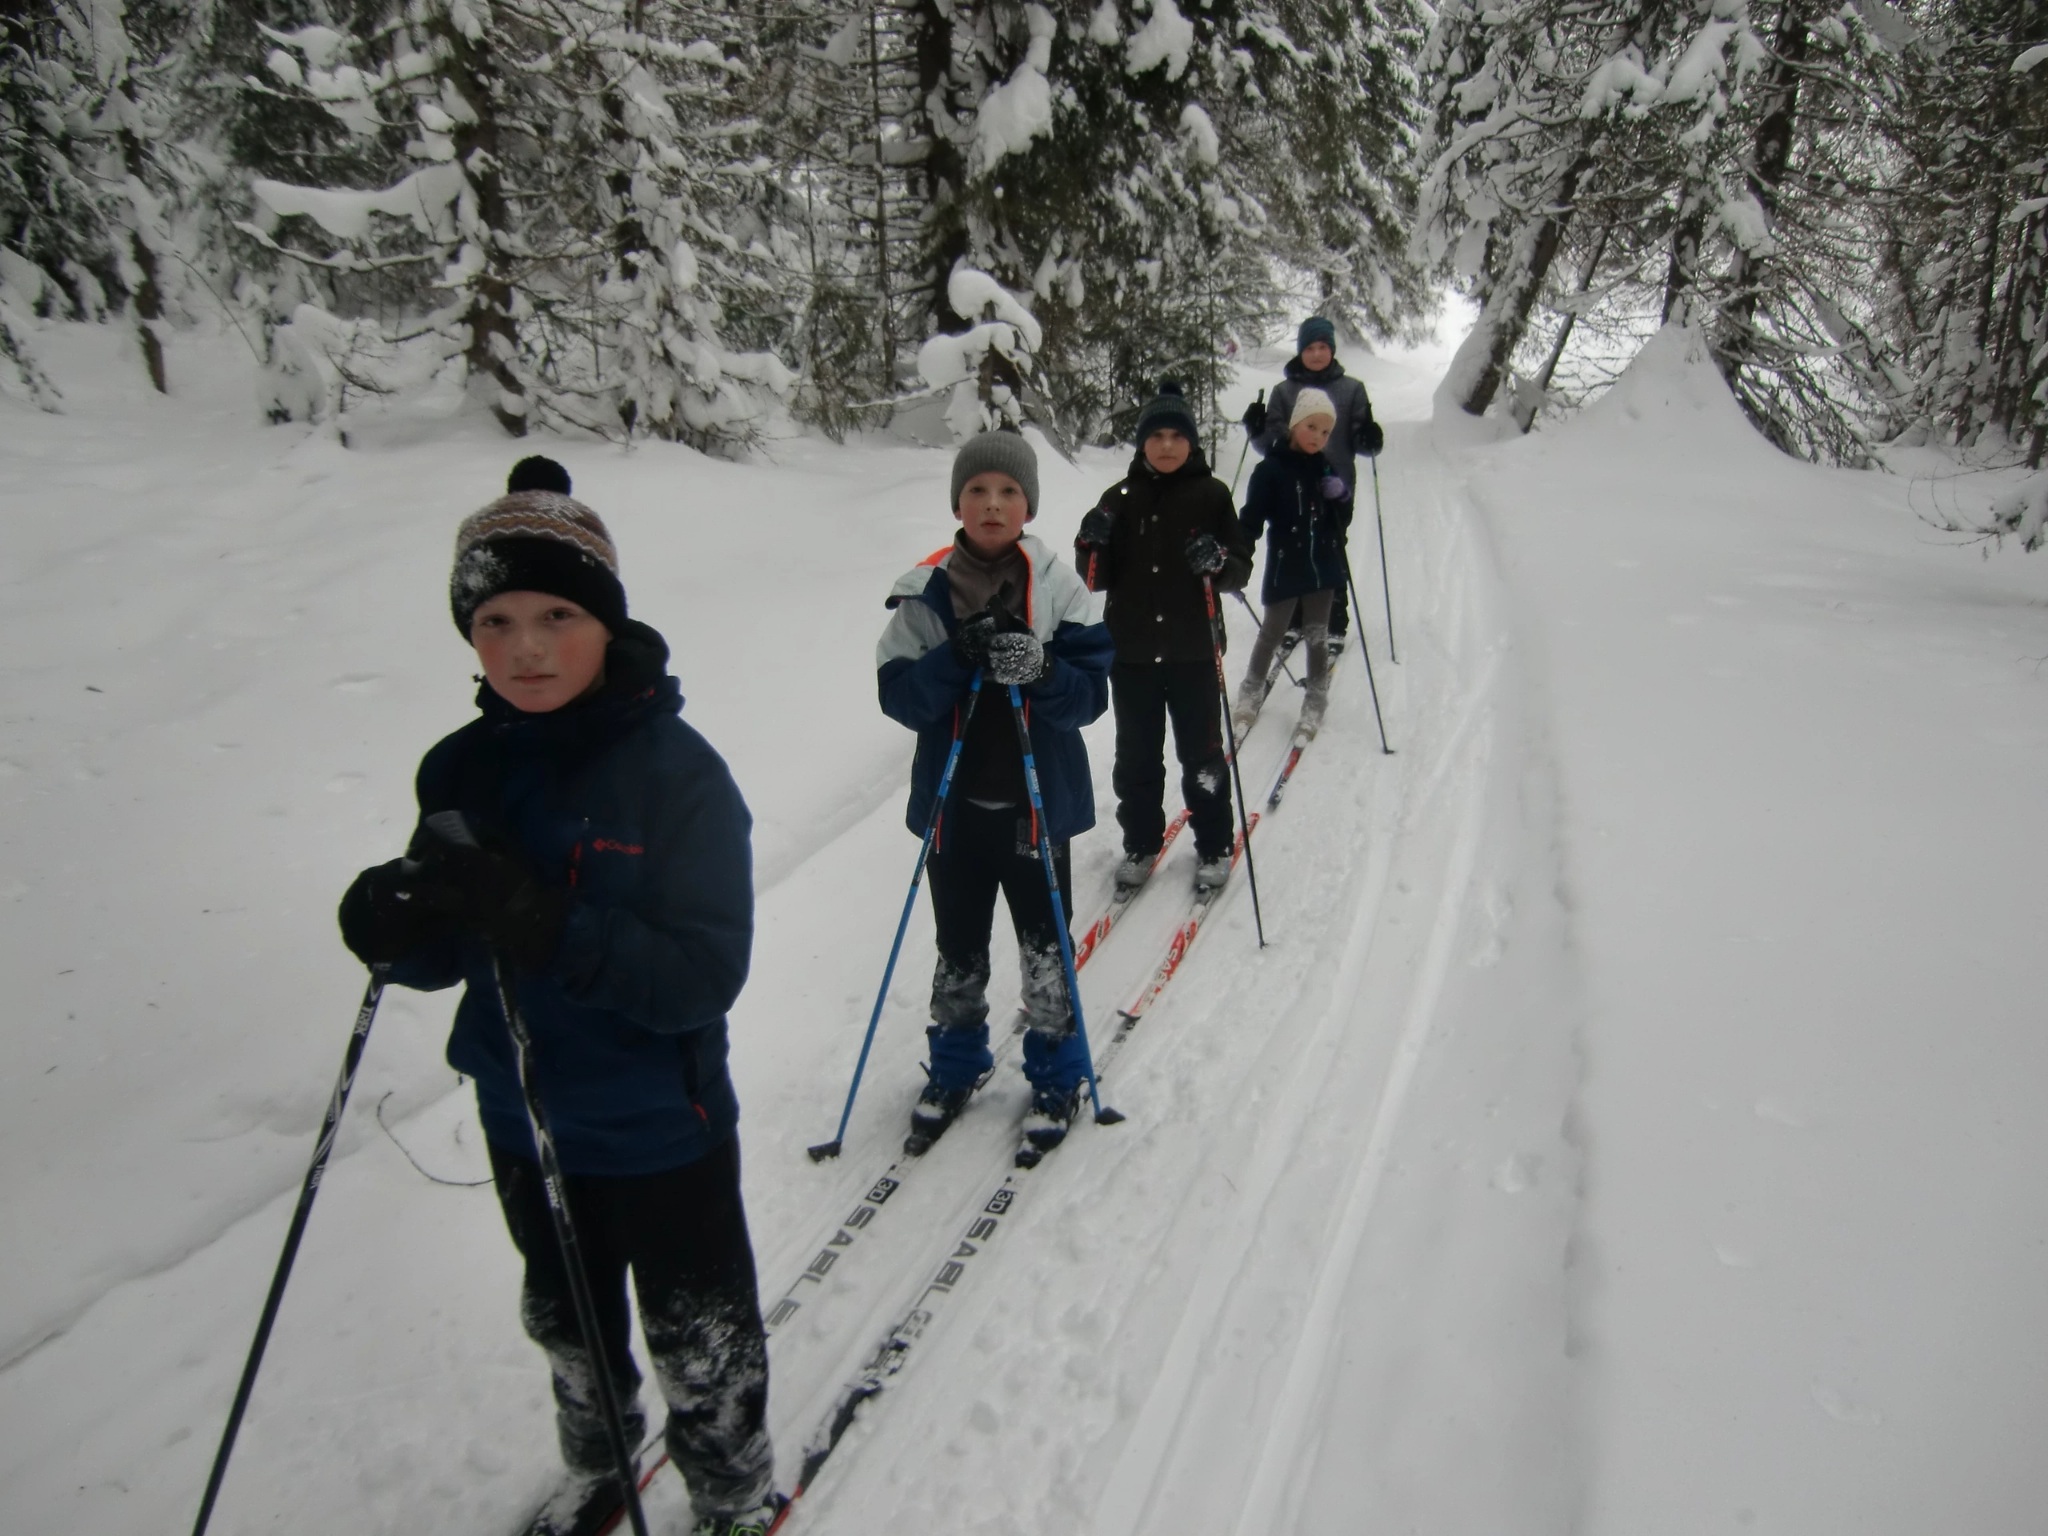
[339,858,455,967]
[1075,505,1116,550]
[1241,398,1267,435]
[414,815,569,973]
[987,630,1048,686]
[953,607,1001,670]
[1361,418,1384,456]
[1184,532,1227,576]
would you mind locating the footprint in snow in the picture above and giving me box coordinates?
[1753,1098,1808,1129]
[332,673,383,693]
[1491,1153,1540,1194]
[1810,1382,1883,1427]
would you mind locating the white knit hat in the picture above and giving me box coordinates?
[1289,388,1337,429]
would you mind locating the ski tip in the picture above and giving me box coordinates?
[1095,1106,1128,1126]
[805,1141,842,1163]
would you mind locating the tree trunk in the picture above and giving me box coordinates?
[117,81,166,394]
[1714,0,1809,387]
[438,21,528,437]
[1444,138,1595,417]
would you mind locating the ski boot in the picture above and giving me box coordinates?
[906,1079,975,1155]
[1015,1085,1081,1168]
[1193,854,1231,893]
[521,1470,629,1536]
[1113,849,1154,894]
[693,1492,791,1536]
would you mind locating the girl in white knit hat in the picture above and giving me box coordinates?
[1233,387,1350,740]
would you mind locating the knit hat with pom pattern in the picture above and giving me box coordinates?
[449,490,627,637]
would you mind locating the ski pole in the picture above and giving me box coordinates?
[1203,576,1267,948]
[190,967,389,1536]
[1229,389,1264,497]
[1006,682,1124,1125]
[1341,552,1394,755]
[1230,588,1303,690]
[1370,454,1397,662]
[809,670,986,1161]
[421,812,651,1536]
[488,952,651,1536]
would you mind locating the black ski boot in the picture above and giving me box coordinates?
[521,1470,632,1536]
[905,1080,974,1155]
[1015,1085,1081,1168]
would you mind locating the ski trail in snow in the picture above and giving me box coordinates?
[1227,695,1496,1536]
[1084,819,1403,1536]
[1086,446,1502,1536]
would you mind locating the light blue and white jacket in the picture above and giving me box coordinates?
[876,532,1112,844]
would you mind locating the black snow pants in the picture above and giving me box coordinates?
[489,1136,773,1520]
[923,799,1085,1095]
[1110,660,1234,861]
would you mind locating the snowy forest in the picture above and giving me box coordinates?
[4,0,2048,470]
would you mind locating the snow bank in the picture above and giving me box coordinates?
[1565,321,1771,460]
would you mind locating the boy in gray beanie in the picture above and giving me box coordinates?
[875,431,1113,1164]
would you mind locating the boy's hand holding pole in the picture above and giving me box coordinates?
[412,823,568,973]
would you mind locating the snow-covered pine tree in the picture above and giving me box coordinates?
[243,0,787,447]
[1,0,200,393]
[1256,0,1433,345]
[1872,0,2048,464]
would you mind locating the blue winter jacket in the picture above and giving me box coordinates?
[383,622,753,1177]
[1241,448,1353,604]
[876,532,1112,844]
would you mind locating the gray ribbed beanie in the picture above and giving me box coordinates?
[949,430,1039,520]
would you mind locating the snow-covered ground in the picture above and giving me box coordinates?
[3,317,2045,1535]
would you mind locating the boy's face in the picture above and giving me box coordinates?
[1291,415,1334,455]
[1143,428,1191,474]
[1301,340,1334,371]
[470,590,611,713]
[955,472,1030,559]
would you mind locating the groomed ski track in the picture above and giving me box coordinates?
[2,408,1588,1536]
[742,430,1584,1536]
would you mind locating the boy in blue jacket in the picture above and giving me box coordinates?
[336,459,779,1536]
[876,431,1113,1160]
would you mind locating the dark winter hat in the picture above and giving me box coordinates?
[507,455,572,495]
[1297,315,1337,353]
[950,430,1040,520]
[1134,379,1200,446]
[449,491,628,637]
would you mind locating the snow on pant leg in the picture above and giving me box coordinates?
[1160,659,1233,859]
[1298,589,1335,698]
[1240,597,1303,706]
[488,1144,647,1474]
[616,1137,775,1522]
[1328,544,1351,636]
[996,817,1083,1092]
[1109,662,1170,857]
[923,805,1005,1091]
